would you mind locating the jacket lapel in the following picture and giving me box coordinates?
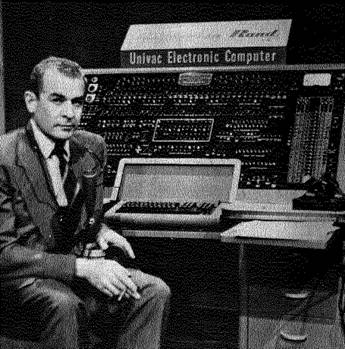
[68,136,92,202]
[15,124,94,209]
[15,125,58,209]
[68,137,101,210]
[69,138,86,180]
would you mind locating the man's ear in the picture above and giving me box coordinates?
[24,91,38,113]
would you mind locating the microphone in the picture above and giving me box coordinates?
[78,147,105,258]
[82,167,97,224]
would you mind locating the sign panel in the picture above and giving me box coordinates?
[121,20,292,68]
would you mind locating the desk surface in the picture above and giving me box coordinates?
[221,220,343,249]
[116,218,344,250]
[105,196,344,250]
[120,229,222,240]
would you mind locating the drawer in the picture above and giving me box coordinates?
[248,286,338,320]
[162,338,235,349]
[166,306,238,343]
[245,246,341,291]
[248,317,343,349]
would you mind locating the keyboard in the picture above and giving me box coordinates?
[116,201,218,215]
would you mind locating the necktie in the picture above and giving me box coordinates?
[51,141,67,177]
[51,142,76,204]
[64,166,77,204]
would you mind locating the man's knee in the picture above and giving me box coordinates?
[33,279,84,317]
[3,279,86,342]
[50,288,83,314]
[153,278,171,300]
[129,270,171,303]
[146,276,171,304]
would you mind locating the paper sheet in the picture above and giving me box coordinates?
[221,220,339,241]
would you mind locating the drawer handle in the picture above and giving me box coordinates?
[284,291,310,299]
[280,331,307,342]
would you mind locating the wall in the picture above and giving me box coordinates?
[1,1,345,131]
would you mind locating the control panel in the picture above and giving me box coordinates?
[80,65,345,189]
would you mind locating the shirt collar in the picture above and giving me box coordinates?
[30,119,70,160]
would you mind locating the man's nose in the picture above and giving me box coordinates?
[62,101,75,119]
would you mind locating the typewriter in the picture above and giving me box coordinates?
[104,158,241,230]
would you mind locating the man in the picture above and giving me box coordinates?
[0,56,170,349]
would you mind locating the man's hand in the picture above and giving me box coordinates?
[97,224,135,259]
[75,258,140,299]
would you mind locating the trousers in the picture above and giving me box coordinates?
[1,269,171,349]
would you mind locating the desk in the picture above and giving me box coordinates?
[106,218,345,349]
[221,220,345,349]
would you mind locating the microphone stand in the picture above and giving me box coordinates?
[79,168,105,259]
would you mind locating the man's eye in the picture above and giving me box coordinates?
[73,100,84,108]
[52,98,64,104]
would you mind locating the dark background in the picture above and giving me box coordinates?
[2,1,345,131]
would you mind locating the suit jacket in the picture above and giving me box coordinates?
[0,121,106,288]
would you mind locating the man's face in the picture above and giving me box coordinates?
[28,67,85,140]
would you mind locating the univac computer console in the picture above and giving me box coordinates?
[80,64,345,191]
